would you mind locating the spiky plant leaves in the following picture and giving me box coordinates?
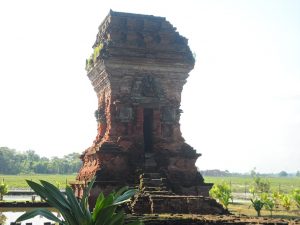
[92,192,105,221]
[16,208,63,224]
[126,221,144,225]
[16,177,143,225]
[65,186,89,225]
[113,189,137,205]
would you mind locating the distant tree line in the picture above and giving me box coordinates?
[200,169,300,177]
[0,147,82,175]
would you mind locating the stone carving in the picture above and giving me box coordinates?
[161,107,176,123]
[141,75,157,97]
[117,106,133,122]
[94,108,106,123]
[131,75,163,99]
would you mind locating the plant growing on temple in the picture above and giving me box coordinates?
[85,56,94,71]
[16,178,143,225]
[292,189,300,208]
[250,198,264,217]
[0,181,8,201]
[85,43,103,72]
[209,182,232,209]
[93,43,103,62]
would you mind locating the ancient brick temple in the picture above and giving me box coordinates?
[73,11,225,214]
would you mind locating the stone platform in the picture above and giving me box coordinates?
[129,215,299,225]
[130,171,226,215]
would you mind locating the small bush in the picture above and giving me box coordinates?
[209,182,232,209]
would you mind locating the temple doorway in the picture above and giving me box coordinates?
[143,108,153,153]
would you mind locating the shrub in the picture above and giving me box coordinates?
[250,198,264,217]
[260,193,275,217]
[292,189,300,209]
[0,181,8,201]
[280,193,292,211]
[209,182,232,209]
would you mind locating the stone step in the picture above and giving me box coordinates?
[141,179,165,187]
[142,187,169,193]
[131,196,152,214]
[143,185,167,189]
[144,190,173,195]
[140,173,162,179]
[140,177,166,182]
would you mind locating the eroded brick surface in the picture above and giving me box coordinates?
[72,11,222,214]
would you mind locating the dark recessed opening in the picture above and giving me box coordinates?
[143,108,153,153]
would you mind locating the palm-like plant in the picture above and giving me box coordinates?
[16,178,142,225]
[250,198,264,217]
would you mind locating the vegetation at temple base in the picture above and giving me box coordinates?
[0,147,81,175]
[209,182,232,209]
[16,178,143,225]
[0,180,8,201]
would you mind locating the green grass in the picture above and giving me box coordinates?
[204,176,300,218]
[0,174,77,189]
[228,202,300,219]
[204,176,300,193]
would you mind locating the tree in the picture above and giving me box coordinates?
[0,181,8,201]
[296,171,300,177]
[278,171,288,177]
[16,178,143,225]
[250,169,270,194]
[209,182,232,209]
[0,147,81,175]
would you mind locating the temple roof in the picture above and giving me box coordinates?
[91,10,195,66]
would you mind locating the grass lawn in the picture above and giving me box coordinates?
[228,202,300,219]
[0,174,77,189]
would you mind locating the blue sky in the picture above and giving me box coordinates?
[0,0,299,173]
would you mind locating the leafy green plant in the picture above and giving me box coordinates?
[0,181,8,201]
[85,43,103,72]
[271,191,281,208]
[209,182,232,209]
[250,198,264,217]
[280,193,292,211]
[292,188,300,208]
[260,193,275,217]
[16,178,143,225]
[250,169,270,194]
[0,213,7,225]
[93,43,103,62]
[85,56,94,71]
